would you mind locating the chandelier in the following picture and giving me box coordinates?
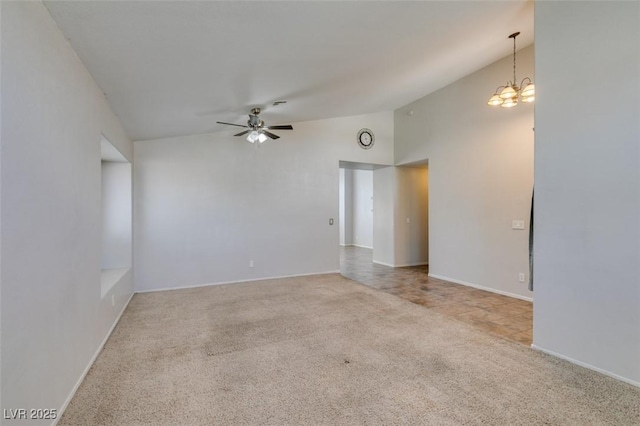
[487,32,535,108]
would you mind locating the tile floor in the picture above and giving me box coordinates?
[340,246,533,346]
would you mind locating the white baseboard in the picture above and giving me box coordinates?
[372,260,428,268]
[351,244,373,249]
[395,261,428,268]
[54,291,135,425]
[136,270,341,294]
[340,243,373,249]
[372,260,395,267]
[428,273,533,302]
[531,344,640,388]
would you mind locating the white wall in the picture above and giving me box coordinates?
[395,166,428,267]
[134,112,394,292]
[372,167,395,266]
[533,1,640,385]
[101,162,132,270]
[394,45,535,300]
[372,166,428,267]
[339,168,354,246]
[1,2,134,422]
[339,168,374,249]
[351,169,373,249]
[339,168,345,245]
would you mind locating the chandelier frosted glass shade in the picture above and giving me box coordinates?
[501,98,518,108]
[521,83,535,97]
[520,83,536,103]
[499,86,518,99]
[487,94,504,106]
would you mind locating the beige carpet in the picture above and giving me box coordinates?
[60,274,640,425]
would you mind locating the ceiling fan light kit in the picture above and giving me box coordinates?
[247,130,267,144]
[217,107,293,144]
[487,32,535,108]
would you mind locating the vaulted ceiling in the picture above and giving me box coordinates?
[44,1,534,141]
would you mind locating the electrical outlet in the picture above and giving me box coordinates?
[249,260,254,268]
[512,220,525,230]
[519,273,526,283]
[329,218,334,225]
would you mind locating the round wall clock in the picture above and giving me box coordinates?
[357,128,374,150]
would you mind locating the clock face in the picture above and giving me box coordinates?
[357,128,374,149]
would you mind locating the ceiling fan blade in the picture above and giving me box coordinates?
[216,121,248,128]
[234,130,250,137]
[265,125,293,130]
[262,130,280,140]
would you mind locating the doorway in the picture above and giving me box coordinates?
[338,161,378,278]
[338,161,429,279]
[339,167,373,250]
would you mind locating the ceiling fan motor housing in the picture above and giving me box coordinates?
[248,117,264,129]
[248,108,263,129]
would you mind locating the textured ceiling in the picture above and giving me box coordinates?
[44,1,534,141]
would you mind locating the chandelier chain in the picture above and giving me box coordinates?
[512,34,517,86]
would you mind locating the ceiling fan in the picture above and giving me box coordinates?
[216,108,293,143]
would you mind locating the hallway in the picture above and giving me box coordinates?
[340,246,533,345]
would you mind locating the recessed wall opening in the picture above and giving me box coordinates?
[100,135,132,298]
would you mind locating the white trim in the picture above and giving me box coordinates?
[135,270,341,294]
[339,243,373,249]
[372,260,395,267]
[428,273,533,302]
[100,267,130,298]
[394,261,428,268]
[372,260,428,268]
[54,291,135,425]
[351,244,373,249]
[531,344,640,388]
